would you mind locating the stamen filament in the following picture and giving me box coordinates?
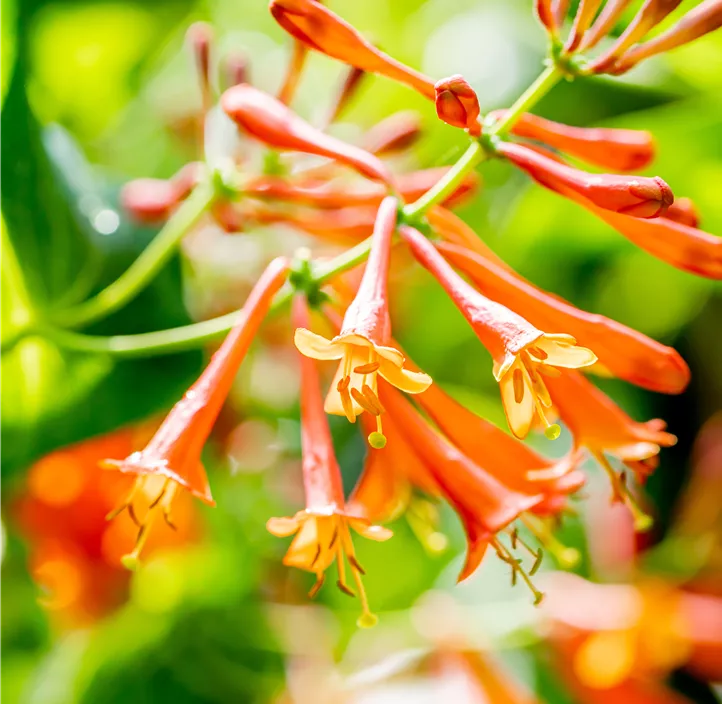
[521,514,580,568]
[492,537,544,605]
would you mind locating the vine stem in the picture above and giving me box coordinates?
[53,182,216,329]
[14,64,563,359]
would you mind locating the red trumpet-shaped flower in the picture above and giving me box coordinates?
[381,386,544,591]
[497,141,673,218]
[436,241,690,394]
[488,110,655,172]
[400,225,596,440]
[102,258,290,568]
[295,197,432,444]
[269,0,436,99]
[434,75,481,136]
[221,84,393,185]
[267,298,392,628]
[541,371,677,529]
[588,0,685,74]
[565,0,604,52]
[610,1,722,74]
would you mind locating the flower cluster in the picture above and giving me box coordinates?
[103,0,722,625]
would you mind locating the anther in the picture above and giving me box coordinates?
[513,368,525,403]
[353,362,380,374]
[594,452,653,532]
[308,574,325,598]
[337,376,351,392]
[348,555,366,575]
[362,385,385,415]
[521,515,580,569]
[528,346,548,360]
[351,387,379,415]
[337,580,356,597]
[328,529,339,550]
[310,542,322,568]
[340,387,356,423]
[530,548,544,576]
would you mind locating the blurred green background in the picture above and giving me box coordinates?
[2,0,722,702]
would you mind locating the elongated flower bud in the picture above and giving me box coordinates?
[363,111,422,155]
[222,84,393,185]
[325,65,366,126]
[436,241,690,394]
[662,197,700,228]
[580,0,635,50]
[187,22,213,112]
[224,52,249,88]
[611,0,722,74]
[434,75,481,136]
[565,0,604,52]
[269,0,436,99]
[589,0,684,74]
[535,0,558,35]
[277,41,308,105]
[553,0,571,25]
[498,141,673,218]
[490,110,655,172]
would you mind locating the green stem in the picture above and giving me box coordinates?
[29,64,563,359]
[54,183,216,329]
[490,63,562,137]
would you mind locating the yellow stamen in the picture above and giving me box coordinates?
[339,385,356,423]
[593,451,654,532]
[528,345,548,360]
[341,523,378,628]
[350,387,378,415]
[308,573,325,598]
[513,367,525,403]
[519,358,561,440]
[521,514,580,568]
[361,385,385,415]
[492,537,544,605]
[353,362,380,374]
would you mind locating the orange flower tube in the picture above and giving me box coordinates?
[363,110,423,155]
[662,197,700,228]
[489,110,655,172]
[580,0,635,50]
[269,0,436,99]
[612,0,722,73]
[498,141,673,218]
[103,257,290,568]
[400,224,596,440]
[295,198,432,443]
[381,386,543,585]
[267,297,392,627]
[221,84,393,185]
[565,0,604,51]
[436,241,690,394]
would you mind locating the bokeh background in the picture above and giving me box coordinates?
[2,0,722,702]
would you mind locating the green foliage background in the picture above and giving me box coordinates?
[2,0,721,702]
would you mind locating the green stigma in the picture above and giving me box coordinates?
[368,431,387,449]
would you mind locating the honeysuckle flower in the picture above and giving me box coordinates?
[535,0,558,35]
[436,240,690,394]
[221,84,394,185]
[662,197,700,228]
[610,1,722,74]
[324,65,366,126]
[102,258,289,569]
[565,0,604,51]
[579,0,635,50]
[497,141,674,218]
[434,75,481,136]
[363,110,423,156]
[399,225,597,440]
[269,0,436,99]
[588,0,685,74]
[488,110,655,172]
[120,162,200,224]
[295,197,432,444]
[549,173,722,279]
[417,381,586,518]
[541,370,676,528]
[267,297,392,628]
[553,0,571,25]
[382,386,545,592]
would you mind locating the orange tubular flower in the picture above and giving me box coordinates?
[103,257,290,569]
[541,371,676,528]
[535,0,558,36]
[497,141,673,218]
[436,241,690,394]
[294,197,432,444]
[382,386,544,591]
[565,0,604,51]
[611,0,722,74]
[363,110,423,156]
[221,84,394,185]
[434,75,481,136]
[267,298,392,628]
[416,382,586,520]
[580,0,635,50]
[588,0,685,74]
[269,0,436,100]
[489,110,655,172]
[551,176,722,279]
[399,225,597,440]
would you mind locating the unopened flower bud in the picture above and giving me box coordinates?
[326,66,366,126]
[610,0,722,74]
[565,0,604,52]
[224,52,249,88]
[535,0,558,34]
[221,83,394,185]
[490,110,655,172]
[269,0,435,99]
[187,22,213,111]
[363,111,423,155]
[662,197,700,228]
[589,0,684,74]
[434,75,481,136]
[499,141,673,218]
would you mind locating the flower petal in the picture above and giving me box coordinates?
[378,358,432,394]
[294,328,345,360]
[537,335,597,368]
[348,518,393,541]
[266,515,302,537]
